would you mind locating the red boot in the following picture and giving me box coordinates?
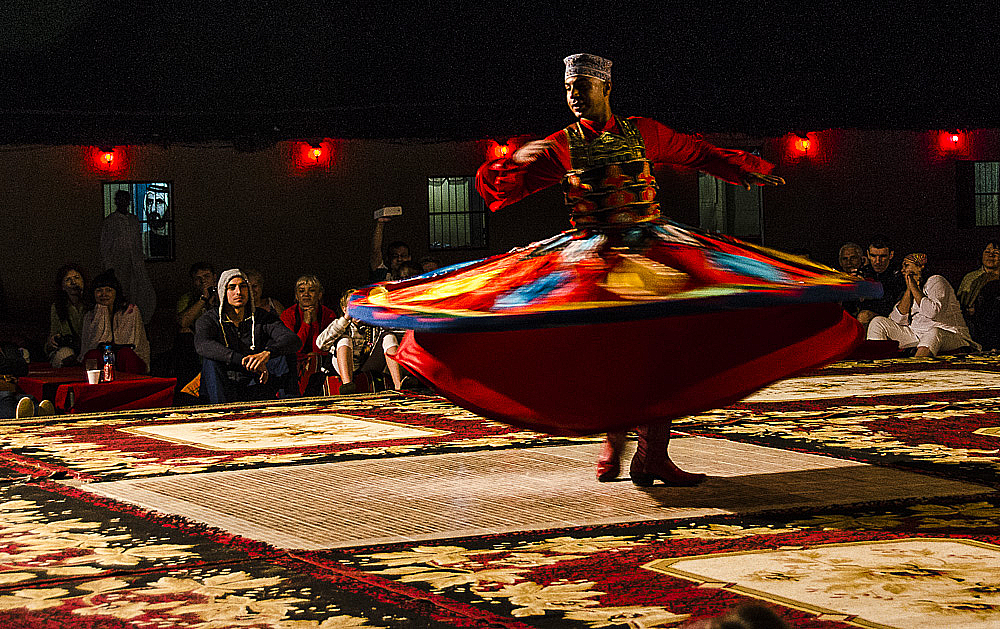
[596,431,627,482]
[630,422,707,487]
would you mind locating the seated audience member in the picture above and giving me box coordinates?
[970,278,1000,350]
[0,342,54,419]
[315,289,406,394]
[856,236,906,326]
[246,269,284,316]
[837,242,866,317]
[396,261,423,280]
[866,253,976,357]
[195,269,300,403]
[79,270,151,374]
[837,242,865,275]
[174,262,219,386]
[45,263,87,367]
[419,256,441,273]
[280,275,336,396]
[957,240,1000,319]
[370,215,411,282]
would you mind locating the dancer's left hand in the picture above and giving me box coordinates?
[743,172,785,190]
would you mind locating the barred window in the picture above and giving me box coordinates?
[428,177,487,250]
[102,181,175,260]
[957,161,1000,227]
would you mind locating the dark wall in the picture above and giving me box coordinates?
[3,129,999,353]
[759,128,1000,278]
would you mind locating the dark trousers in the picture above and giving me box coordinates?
[0,391,36,419]
[199,355,291,404]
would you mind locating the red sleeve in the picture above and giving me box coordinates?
[475,129,572,212]
[279,306,295,331]
[631,117,774,185]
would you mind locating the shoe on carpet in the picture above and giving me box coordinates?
[596,459,620,482]
[37,400,55,416]
[15,397,34,419]
[338,381,358,395]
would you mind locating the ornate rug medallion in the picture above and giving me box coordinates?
[120,414,446,450]
[744,369,1000,402]
[644,537,1000,629]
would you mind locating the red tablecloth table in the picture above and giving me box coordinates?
[18,366,176,413]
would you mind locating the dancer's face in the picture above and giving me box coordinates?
[565,76,611,122]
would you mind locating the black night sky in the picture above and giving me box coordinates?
[2,1,997,143]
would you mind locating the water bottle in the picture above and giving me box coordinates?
[101,343,116,383]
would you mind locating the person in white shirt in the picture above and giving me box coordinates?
[315,289,405,394]
[100,191,156,325]
[867,253,976,357]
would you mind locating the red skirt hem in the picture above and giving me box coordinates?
[395,303,861,436]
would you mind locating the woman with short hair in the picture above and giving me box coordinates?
[280,275,336,395]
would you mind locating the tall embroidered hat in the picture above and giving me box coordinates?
[564,53,612,83]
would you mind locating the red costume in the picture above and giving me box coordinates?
[477,116,769,212]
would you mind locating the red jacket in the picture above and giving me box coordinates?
[476,115,773,212]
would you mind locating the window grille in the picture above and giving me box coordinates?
[427,176,487,250]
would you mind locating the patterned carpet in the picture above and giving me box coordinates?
[318,496,1000,629]
[1,355,1000,627]
[0,391,593,482]
[675,357,1000,488]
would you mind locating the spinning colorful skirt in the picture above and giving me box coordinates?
[350,158,880,435]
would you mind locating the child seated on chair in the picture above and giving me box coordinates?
[315,289,405,394]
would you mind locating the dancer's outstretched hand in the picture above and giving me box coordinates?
[742,172,785,190]
[511,140,554,165]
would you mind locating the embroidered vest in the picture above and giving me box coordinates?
[561,118,660,227]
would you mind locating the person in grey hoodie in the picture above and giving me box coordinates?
[194,269,300,403]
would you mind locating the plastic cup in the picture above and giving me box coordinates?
[86,369,101,385]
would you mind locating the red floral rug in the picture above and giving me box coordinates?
[0,480,491,628]
[8,478,1000,629]
[0,392,593,482]
[673,356,1000,488]
[309,494,1000,629]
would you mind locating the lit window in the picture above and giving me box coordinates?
[427,177,487,250]
[102,182,175,260]
[957,161,1000,227]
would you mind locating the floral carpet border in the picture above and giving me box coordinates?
[0,391,598,483]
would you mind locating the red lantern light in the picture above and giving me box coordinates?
[938,130,965,152]
[293,141,332,169]
[91,146,123,172]
[786,133,813,157]
[488,141,513,160]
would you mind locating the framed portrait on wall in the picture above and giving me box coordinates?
[102,181,175,261]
